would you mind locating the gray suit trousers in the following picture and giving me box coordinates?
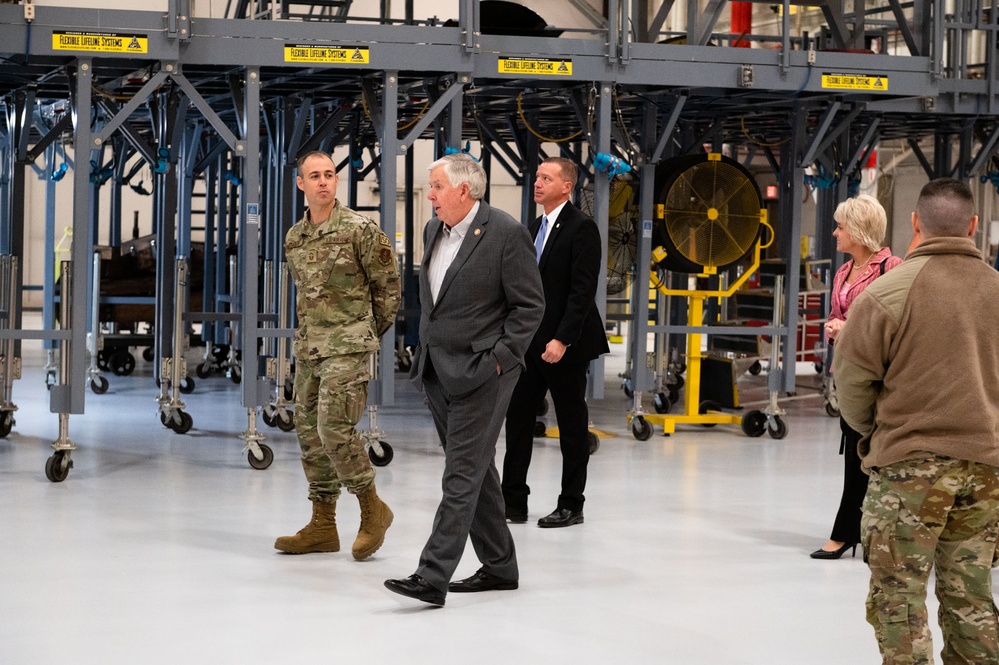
[416,360,521,593]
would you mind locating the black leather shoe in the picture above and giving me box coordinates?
[506,510,528,523]
[448,570,519,593]
[538,507,583,528]
[384,574,445,606]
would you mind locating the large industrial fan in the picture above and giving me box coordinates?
[652,153,763,274]
[580,175,639,296]
[630,153,780,440]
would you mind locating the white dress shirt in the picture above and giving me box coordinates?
[536,200,567,255]
[428,201,479,303]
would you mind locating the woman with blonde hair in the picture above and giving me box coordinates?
[812,194,902,559]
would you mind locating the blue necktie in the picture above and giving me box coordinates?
[535,215,548,263]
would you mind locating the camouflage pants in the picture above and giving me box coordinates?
[293,352,375,503]
[862,453,999,664]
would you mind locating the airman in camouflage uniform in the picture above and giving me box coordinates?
[275,151,401,561]
[863,455,999,664]
[834,178,999,664]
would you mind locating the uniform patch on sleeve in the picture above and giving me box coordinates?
[379,248,393,266]
[378,234,391,247]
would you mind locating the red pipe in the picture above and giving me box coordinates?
[731,3,752,48]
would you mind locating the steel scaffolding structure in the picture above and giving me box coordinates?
[1,0,997,476]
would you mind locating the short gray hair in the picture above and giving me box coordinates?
[834,194,888,253]
[428,153,487,200]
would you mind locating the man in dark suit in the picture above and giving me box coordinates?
[502,157,609,528]
[384,153,544,606]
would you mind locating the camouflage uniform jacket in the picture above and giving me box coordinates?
[285,202,401,361]
[833,237,999,471]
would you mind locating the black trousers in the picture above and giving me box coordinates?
[829,416,867,544]
[502,355,590,513]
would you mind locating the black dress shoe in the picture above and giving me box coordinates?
[538,507,583,528]
[506,510,528,523]
[448,570,519,593]
[384,574,445,606]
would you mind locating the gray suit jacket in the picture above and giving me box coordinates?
[411,201,545,396]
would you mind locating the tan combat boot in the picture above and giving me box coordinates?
[352,485,393,561]
[274,501,340,554]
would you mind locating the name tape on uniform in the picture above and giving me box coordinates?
[52,31,148,54]
[284,44,370,64]
[498,57,572,76]
[821,73,888,91]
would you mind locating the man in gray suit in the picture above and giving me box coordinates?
[384,153,545,606]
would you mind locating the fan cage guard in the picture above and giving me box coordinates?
[655,154,763,274]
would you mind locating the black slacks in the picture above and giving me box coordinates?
[829,416,867,544]
[502,355,590,513]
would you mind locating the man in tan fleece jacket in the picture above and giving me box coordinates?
[834,177,999,665]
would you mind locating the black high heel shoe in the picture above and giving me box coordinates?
[810,542,858,560]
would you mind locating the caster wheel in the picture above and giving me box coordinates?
[160,411,169,428]
[536,399,549,417]
[622,380,634,399]
[533,420,547,438]
[45,450,71,482]
[632,416,653,441]
[97,350,111,372]
[666,385,679,405]
[397,355,412,372]
[176,411,194,434]
[284,377,294,401]
[90,376,109,395]
[368,441,394,467]
[142,347,155,362]
[262,410,277,428]
[741,410,768,437]
[248,444,274,470]
[276,411,296,432]
[166,411,193,434]
[749,360,762,376]
[674,374,685,391]
[587,431,600,454]
[814,361,824,374]
[653,392,671,414]
[111,351,135,376]
[768,417,788,440]
[179,377,195,394]
[230,366,242,384]
[196,363,211,379]
[699,400,722,427]
[0,410,13,438]
[824,401,840,418]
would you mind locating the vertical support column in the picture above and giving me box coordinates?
[239,66,267,409]
[776,104,806,396]
[6,90,29,359]
[153,91,178,387]
[65,59,95,414]
[43,143,58,351]
[631,99,656,404]
[374,70,401,407]
[587,84,614,401]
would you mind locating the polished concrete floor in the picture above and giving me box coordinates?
[1,333,959,664]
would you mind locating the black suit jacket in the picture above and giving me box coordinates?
[531,201,609,364]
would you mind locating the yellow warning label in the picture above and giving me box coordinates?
[498,57,572,76]
[821,73,888,91]
[284,44,370,64]
[52,31,148,54]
